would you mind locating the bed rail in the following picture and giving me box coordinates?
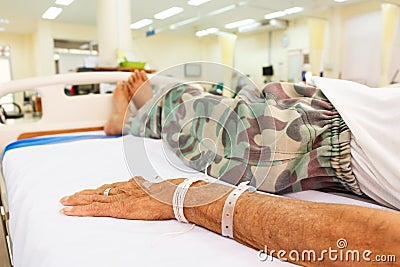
[0,72,137,153]
[0,71,183,154]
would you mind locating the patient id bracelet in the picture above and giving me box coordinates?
[222,181,256,238]
[172,177,208,223]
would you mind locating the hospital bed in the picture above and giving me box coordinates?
[0,72,391,267]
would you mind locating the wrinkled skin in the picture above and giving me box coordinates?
[60,176,180,220]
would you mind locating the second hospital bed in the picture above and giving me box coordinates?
[0,72,393,267]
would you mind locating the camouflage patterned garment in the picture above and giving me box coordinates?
[125,82,362,195]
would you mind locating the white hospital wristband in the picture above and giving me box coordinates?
[172,177,207,223]
[221,182,255,238]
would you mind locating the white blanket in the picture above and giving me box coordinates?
[312,77,400,209]
[2,134,388,267]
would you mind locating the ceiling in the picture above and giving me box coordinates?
[0,0,378,37]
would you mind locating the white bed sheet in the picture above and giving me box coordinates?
[2,134,389,267]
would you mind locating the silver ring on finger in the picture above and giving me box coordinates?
[103,187,112,196]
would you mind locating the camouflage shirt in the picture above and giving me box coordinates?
[125,82,361,195]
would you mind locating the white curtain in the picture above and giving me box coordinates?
[389,6,400,84]
[341,11,382,87]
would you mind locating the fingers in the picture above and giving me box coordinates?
[60,195,174,220]
[74,181,133,196]
[60,193,122,206]
[60,177,149,205]
[61,186,126,204]
[59,177,179,220]
[60,195,148,219]
[60,202,117,217]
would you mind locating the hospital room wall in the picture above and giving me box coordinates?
[2,21,277,86]
[0,32,35,79]
[0,22,98,80]
[167,1,384,88]
[0,1,392,86]
[0,25,211,78]
[129,33,212,71]
[234,19,309,87]
[266,1,385,86]
[233,1,386,87]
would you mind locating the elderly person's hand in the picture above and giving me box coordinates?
[60,176,184,220]
[60,176,230,221]
[60,176,400,267]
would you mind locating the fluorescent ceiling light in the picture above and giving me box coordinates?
[170,17,199,30]
[264,11,286,20]
[195,27,219,37]
[130,19,153,29]
[225,19,256,29]
[154,7,183,20]
[207,4,236,16]
[264,6,303,20]
[238,22,261,33]
[42,7,63,20]
[334,0,348,2]
[217,32,237,37]
[284,6,304,14]
[188,0,211,6]
[269,19,287,28]
[56,0,74,6]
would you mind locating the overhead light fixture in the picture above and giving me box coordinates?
[264,11,286,20]
[0,27,5,32]
[130,19,153,29]
[264,6,303,20]
[42,7,63,20]
[334,0,348,2]
[207,4,236,16]
[170,17,200,30]
[195,27,219,37]
[284,6,304,14]
[55,0,74,6]
[225,19,256,29]
[238,22,261,33]
[188,0,211,6]
[154,7,183,20]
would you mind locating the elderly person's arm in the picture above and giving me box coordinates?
[60,177,400,266]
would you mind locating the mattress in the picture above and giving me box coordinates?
[1,133,389,267]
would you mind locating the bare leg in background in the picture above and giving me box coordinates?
[104,70,154,136]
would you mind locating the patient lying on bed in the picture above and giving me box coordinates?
[61,71,399,266]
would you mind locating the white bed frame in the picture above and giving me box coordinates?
[0,72,133,153]
[0,71,176,266]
